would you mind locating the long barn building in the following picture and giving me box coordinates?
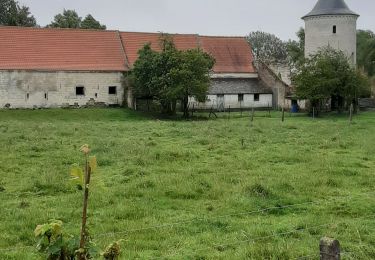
[0,26,287,110]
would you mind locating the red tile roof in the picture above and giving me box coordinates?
[0,26,255,74]
[0,27,126,71]
[199,36,256,73]
[120,32,199,67]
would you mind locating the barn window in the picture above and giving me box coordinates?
[333,25,337,34]
[108,86,117,95]
[254,94,260,101]
[238,94,244,102]
[76,86,85,96]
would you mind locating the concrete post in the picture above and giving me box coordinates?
[320,237,340,260]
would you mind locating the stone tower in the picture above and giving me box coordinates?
[303,0,359,65]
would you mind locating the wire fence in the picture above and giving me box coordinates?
[95,190,374,238]
[153,213,375,259]
[1,190,374,257]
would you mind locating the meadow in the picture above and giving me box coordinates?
[0,108,375,259]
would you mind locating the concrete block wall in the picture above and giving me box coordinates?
[0,71,124,108]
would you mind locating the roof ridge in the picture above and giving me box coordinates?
[0,25,120,33]
[0,26,247,38]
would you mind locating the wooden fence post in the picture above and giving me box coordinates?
[313,107,316,120]
[282,107,285,122]
[268,103,271,117]
[320,237,340,260]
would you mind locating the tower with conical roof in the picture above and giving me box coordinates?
[303,0,359,65]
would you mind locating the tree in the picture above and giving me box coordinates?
[293,47,370,112]
[247,31,288,64]
[286,28,305,68]
[357,30,375,77]
[81,14,106,30]
[48,10,107,30]
[131,34,215,116]
[0,0,37,27]
[171,49,215,117]
[48,9,81,28]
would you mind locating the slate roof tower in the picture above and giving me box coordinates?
[303,0,359,65]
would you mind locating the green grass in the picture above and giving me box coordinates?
[0,108,375,259]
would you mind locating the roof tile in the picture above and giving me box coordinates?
[0,27,255,74]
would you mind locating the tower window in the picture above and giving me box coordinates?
[333,25,337,34]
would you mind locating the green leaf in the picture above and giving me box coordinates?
[89,156,97,173]
[70,164,84,187]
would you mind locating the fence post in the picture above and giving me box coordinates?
[349,103,353,124]
[313,107,316,120]
[268,103,271,117]
[282,106,285,122]
[320,237,340,260]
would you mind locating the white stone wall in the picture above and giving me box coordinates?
[190,94,273,109]
[0,71,124,108]
[304,15,357,65]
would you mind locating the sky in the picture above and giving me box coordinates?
[19,0,375,41]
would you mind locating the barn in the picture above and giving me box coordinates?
[0,26,284,110]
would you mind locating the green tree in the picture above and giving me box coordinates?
[81,14,106,30]
[293,47,370,112]
[0,0,36,27]
[48,10,107,30]
[357,30,375,77]
[171,49,215,117]
[131,34,214,116]
[48,9,81,28]
[247,31,288,64]
[286,28,305,67]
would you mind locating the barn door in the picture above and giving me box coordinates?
[217,94,225,112]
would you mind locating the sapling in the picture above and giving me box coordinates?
[70,144,97,260]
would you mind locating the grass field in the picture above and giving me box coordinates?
[0,108,375,259]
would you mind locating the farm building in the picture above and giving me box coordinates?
[0,26,287,110]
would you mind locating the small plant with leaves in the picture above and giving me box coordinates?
[35,145,121,259]
[101,240,123,260]
[70,144,97,260]
[34,219,79,260]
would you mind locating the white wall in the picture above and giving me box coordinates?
[304,15,357,65]
[0,71,124,108]
[190,94,273,109]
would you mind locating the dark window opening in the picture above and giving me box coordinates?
[254,94,260,101]
[95,93,98,98]
[76,86,85,96]
[238,94,244,102]
[44,93,48,100]
[26,93,29,100]
[333,25,337,34]
[108,86,117,95]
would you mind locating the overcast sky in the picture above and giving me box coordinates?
[19,0,375,41]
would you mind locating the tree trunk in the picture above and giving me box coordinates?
[183,96,189,118]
